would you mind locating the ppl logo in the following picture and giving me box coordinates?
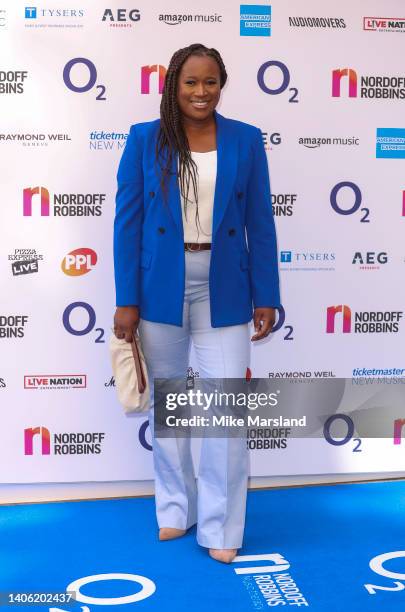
[24,426,50,455]
[326,305,351,333]
[332,68,358,97]
[23,186,50,216]
[62,248,97,276]
[141,64,166,94]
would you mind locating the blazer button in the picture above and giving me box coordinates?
[237,191,244,199]
[228,228,236,236]
[149,191,155,198]
[158,227,165,234]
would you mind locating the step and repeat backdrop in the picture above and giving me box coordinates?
[1,0,405,483]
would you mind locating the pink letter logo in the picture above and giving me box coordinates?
[394,419,405,445]
[24,426,51,455]
[23,187,50,216]
[326,305,352,333]
[140,64,166,94]
[332,68,357,98]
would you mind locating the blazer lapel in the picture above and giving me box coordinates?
[163,109,238,239]
[212,110,238,238]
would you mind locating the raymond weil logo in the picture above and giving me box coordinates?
[326,305,403,334]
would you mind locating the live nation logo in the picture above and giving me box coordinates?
[24,375,87,390]
[363,17,405,33]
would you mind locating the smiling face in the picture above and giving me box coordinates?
[177,54,221,123]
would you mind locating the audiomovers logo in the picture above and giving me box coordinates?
[24,427,105,455]
[289,16,346,28]
[326,305,403,333]
[332,68,405,99]
[23,187,105,216]
[240,4,271,36]
[363,17,405,33]
[376,128,405,159]
[24,375,87,390]
[61,248,97,276]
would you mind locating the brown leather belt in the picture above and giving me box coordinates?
[184,243,211,252]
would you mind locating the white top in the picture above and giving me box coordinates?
[179,150,217,243]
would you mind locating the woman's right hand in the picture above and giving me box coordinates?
[113,306,140,342]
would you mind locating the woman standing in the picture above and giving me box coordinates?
[113,43,280,563]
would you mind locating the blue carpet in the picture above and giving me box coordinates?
[1,481,405,611]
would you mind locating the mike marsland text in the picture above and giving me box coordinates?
[164,415,307,427]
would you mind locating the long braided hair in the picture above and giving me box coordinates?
[155,43,227,236]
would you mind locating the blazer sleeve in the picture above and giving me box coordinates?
[245,127,281,309]
[113,124,144,307]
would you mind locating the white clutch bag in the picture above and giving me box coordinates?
[109,330,150,414]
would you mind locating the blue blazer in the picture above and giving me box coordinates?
[113,109,280,328]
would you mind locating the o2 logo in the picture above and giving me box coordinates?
[323,413,362,452]
[63,58,106,100]
[63,302,105,342]
[66,572,156,605]
[139,420,152,451]
[271,305,294,341]
[330,181,370,222]
[365,551,405,596]
[257,60,299,103]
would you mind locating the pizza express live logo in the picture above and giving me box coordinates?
[24,426,105,455]
[9,248,43,276]
[23,187,105,217]
[332,68,405,99]
[326,305,403,334]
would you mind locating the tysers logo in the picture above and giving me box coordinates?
[330,181,370,222]
[141,64,166,94]
[63,58,106,100]
[62,248,97,276]
[257,60,299,103]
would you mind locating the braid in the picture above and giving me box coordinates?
[155,43,227,236]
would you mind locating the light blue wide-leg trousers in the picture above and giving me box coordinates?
[138,249,250,549]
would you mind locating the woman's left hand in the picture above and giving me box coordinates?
[251,307,276,341]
